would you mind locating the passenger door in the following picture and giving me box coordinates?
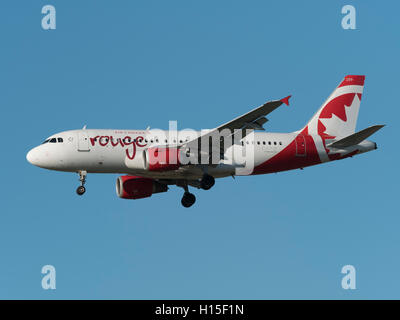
[77,131,90,152]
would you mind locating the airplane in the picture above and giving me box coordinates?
[26,75,383,207]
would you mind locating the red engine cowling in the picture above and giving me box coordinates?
[116,175,168,199]
[144,147,181,171]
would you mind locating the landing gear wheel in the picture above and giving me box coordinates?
[181,192,196,208]
[76,186,86,195]
[200,174,215,190]
[76,170,87,196]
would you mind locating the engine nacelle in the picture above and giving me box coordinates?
[116,175,168,199]
[144,147,181,171]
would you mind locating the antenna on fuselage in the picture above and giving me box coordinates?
[82,125,87,130]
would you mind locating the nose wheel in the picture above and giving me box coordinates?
[76,170,87,196]
[76,185,86,195]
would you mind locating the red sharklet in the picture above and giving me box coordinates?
[280,95,292,106]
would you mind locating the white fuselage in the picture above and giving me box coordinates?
[26,129,376,179]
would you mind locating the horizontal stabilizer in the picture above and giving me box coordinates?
[327,125,385,148]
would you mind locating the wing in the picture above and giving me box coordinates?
[213,95,291,133]
[182,95,291,157]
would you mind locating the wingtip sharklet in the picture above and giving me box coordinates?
[281,95,291,106]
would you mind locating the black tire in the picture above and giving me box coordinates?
[200,174,215,190]
[76,186,86,196]
[181,192,196,208]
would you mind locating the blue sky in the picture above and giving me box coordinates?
[0,0,398,299]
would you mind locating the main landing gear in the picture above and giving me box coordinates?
[181,191,196,208]
[178,174,215,208]
[200,174,215,190]
[76,170,87,196]
[179,183,196,208]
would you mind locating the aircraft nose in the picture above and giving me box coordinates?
[26,147,40,166]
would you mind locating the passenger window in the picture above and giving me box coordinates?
[257,141,260,145]
[263,141,266,145]
[268,141,271,145]
[279,142,282,145]
[274,141,277,145]
[57,138,63,143]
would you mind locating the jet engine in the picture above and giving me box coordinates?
[116,175,168,199]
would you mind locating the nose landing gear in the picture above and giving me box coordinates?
[76,170,87,196]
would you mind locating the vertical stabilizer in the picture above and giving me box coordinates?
[304,75,365,139]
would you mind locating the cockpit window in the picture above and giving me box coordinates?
[42,137,63,144]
